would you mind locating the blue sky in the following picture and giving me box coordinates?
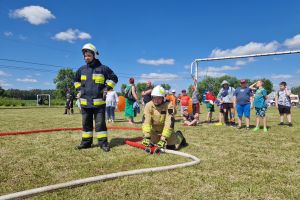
[1,0,300,92]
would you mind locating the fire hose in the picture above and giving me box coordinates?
[0,128,200,200]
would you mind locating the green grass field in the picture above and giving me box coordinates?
[0,107,299,200]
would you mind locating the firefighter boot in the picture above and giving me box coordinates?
[99,140,110,152]
[75,138,92,150]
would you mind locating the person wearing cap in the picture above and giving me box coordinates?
[216,80,236,126]
[142,85,187,150]
[233,80,253,130]
[178,89,190,116]
[74,43,118,152]
[182,107,199,126]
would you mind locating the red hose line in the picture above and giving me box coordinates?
[124,138,160,154]
[0,126,141,137]
[124,138,144,150]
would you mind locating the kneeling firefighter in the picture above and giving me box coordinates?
[142,85,187,151]
[74,43,118,152]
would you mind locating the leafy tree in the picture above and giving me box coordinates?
[188,75,274,102]
[136,82,147,95]
[120,84,127,96]
[251,78,273,94]
[2,89,58,99]
[54,68,75,99]
[160,83,171,90]
[292,86,300,96]
[0,86,5,96]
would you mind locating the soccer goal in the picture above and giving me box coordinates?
[190,50,300,82]
[37,94,51,107]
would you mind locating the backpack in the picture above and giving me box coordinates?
[125,86,135,101]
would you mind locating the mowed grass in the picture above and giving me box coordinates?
[0,107,299,200]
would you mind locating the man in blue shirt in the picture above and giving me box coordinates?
[233,80,253,130]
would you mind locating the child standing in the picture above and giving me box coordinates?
[106,87,119,123]
[205,89,217,123]
[250,80,268,132]
[179,89,190,116]
[275,82,292,127]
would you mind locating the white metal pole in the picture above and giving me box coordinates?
[194,50,300,62]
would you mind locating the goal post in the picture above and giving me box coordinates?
[37,94,51,107]
[190,49,300,84]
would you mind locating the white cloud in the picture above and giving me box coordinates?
[0,80,12,88]
[283,34,300,49]
[53,29,92,43]
[16,78,38,83]
[0,70,11,77]
[78,32,91,40]
[235,58,256,66]
[184,65,190,69]
[19,35,27,40]
[210,41,279,57]
[206,65,240,72]
[197,65,240,78]
[198,71,226,77]
[9,5,55,25]
[137,58,175,66]
[297,69,300,74]
[140,73,180,82]
[4,31,13,37]
[271,74,293,80]
[285,79,300,88]
[43,82,55,86]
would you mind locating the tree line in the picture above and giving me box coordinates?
[1,68,300,100]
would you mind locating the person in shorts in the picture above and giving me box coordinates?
[182,108,198,126]
[250,80,268,133]
[205,89,216,123]
[233,80,253,130]
[178,89,190,116]
[216,80,235,126]
[275,81,292,127]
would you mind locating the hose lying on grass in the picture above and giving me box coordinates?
[0,126,141,137]
[0,129,200,200]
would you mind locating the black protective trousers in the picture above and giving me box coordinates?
[81,106,108,146]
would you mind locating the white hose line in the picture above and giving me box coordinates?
[0,150,200,200]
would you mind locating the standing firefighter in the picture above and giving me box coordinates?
[64,88,74,115]
[74,43,118,152]
[142,85,187,152]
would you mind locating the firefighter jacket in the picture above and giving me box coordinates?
[142,100,175,139]
[74,59,118,108]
